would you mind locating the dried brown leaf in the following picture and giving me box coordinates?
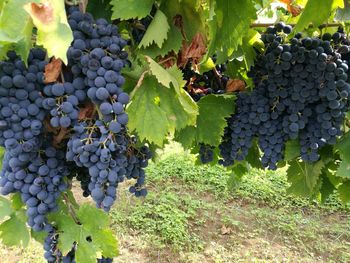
[288,4,302,17]
[25,2,54,24]
[44,58,62,84]
[79,102,96,120]
[178,33,206,68]
[53,128,70,146]
[226,79,246,93]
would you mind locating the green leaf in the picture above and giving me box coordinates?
[0,197,12,220]
[139,9,170,49]
[77,204,109,230]
[93,229,118,258]
[0,0,34,61]
[336,159,350,178]
[338,181,350,204]
[208,0,257,57]
[196,95,236,146]
[24,0,73,64]
[0,211,29,247]
[127,74,197,146]
[127,76,169,146]
[335,132,350,161]
[174,125,196,149]
[11,193,24,210]
[141,23,182,57]
[245,140,262,169]
[293,0,343,33]
[284,139,300,161]
[51,211,79,254]
[51,204,118,262]
[146,57,182,89]
[161,0,205,41]
[287,159,324,197]
[319,173,336,203]
[87,0,112,22]
[111,0,154,20]
[75,240,99,263]
[157,86,197,131]
[13,18,33,62]
[31,229,47,244]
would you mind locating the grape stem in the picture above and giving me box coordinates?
[130,70,149,99]
[62,193,81,225]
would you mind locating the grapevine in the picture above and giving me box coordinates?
[0,1,349,263]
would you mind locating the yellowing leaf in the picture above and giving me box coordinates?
[24,0,73,64]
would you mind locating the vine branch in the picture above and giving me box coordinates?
[250,23,343,29]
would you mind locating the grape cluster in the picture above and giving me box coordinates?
[182,57,229,101]
[42,80,84,128]
[0,6,149,263]
[217,23,350,169]
[62,6,149,213]
[199,144,215,164]
[0,49,70,232]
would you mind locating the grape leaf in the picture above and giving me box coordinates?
[338,181,350,204]
[157,85,197,131]
[127,76,169,146]
[319,173,336,203]
[196,95,236,146]
[335,132,350,178]
[208,0,257,57]
[245,141,262,169]
[0,0,34,61]
[111,0,154,20]
[50,211,79,254]
[13,18,33,62]
[284,139,300,161]
[11,192,24,210]
[287,159,324,197]
[174,125,196,149]
[0,210,29,248]
[127,74,197,146]
[335,132,350,161]
[75,239,99,263]
[145,56,181,89]
[0,196,12,220]
[93,229,118,258]
[141,24,182,57]
[139,9,170,49]
[77,204,109,230]
[50,204,118,262]
[24,1,73,64]
[31,229,47,244]
[175,95,235,148]
[161,0,205,41]
[293,0,343,33]
[87,0,112,22]
[336,160,350,178]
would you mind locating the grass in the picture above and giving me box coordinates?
[1,143,350,262]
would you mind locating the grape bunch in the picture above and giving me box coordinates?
[63,6,149,213]
[0,5,149,263]
[182,57,229,101]
[0,49,71,231]
[199,144,215,164]
[216,23,350,169]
